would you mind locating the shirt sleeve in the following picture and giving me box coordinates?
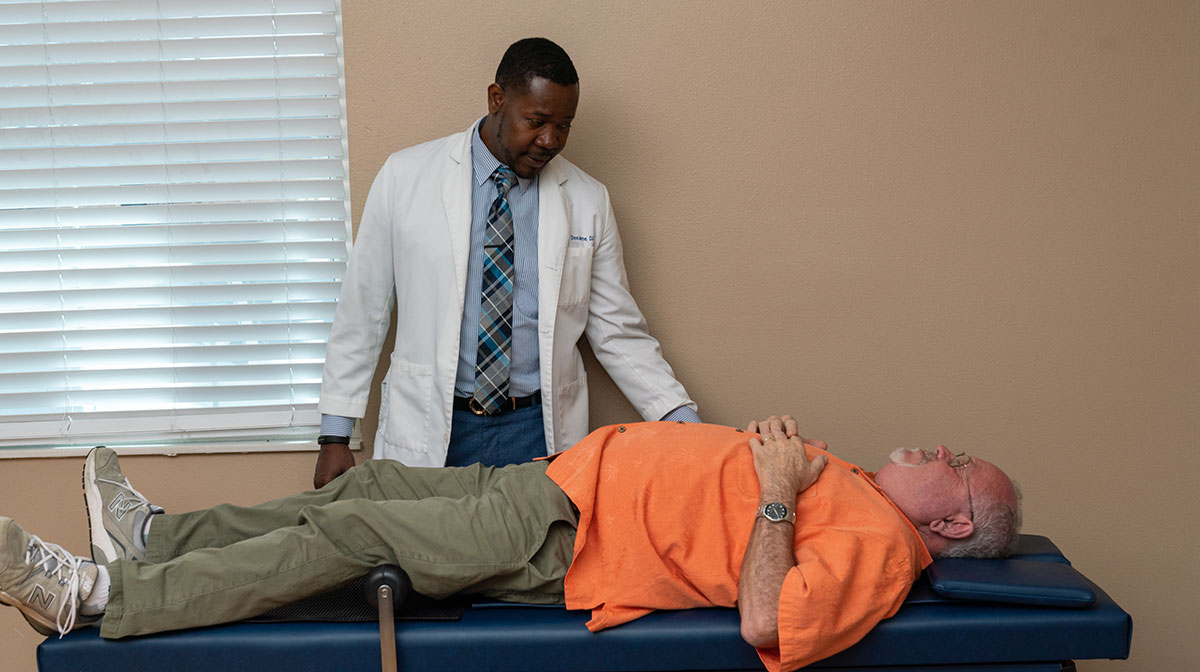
[319,414,356,437]
[660,405,701,423]
[759,532,918,672]
[318,159,398,418]
[582,185,696,422]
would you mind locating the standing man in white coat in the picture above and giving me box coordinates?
[313,38,698,486]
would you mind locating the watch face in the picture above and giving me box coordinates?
[764,502,789,522]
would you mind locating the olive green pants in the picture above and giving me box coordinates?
[100,460,577,639]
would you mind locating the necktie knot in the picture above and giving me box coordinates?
[493,166,517,196]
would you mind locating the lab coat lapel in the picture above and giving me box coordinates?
[443,127,474,304]
[537,159,571,315]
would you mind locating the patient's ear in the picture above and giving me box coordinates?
[929,514,974,540]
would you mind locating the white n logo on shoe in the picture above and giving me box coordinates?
[108,492,128,521]
[28,584,55,611]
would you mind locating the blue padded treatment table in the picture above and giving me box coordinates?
[38,535,1131,672]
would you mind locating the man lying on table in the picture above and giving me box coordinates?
[1,415,1020,672]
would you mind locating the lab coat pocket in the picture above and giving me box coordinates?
[558,247,593,306]
[553,372,589,451]
[379,356,434,454]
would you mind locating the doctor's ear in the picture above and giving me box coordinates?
[929,515,974,540]
[486,83,506,114]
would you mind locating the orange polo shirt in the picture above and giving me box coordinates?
[545,422,932,672]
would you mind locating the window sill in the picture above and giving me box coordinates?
[0,439,363,459]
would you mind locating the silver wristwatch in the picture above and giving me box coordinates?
[756,501,796,524]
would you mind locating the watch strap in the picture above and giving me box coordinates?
[317,435,350,446]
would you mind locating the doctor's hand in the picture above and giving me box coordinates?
[313,443,355,489]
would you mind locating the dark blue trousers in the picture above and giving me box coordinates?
[444,404,547,467]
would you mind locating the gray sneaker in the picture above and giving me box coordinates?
[83,446,163,564]
[0,517,99,637]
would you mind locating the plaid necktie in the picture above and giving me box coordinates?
[473,165,518,414]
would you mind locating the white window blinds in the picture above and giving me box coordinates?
[0,0,351,453]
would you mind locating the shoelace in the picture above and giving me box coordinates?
[25,535,86,637]
[96,475,160,518]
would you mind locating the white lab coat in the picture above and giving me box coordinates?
[318,124,695,466]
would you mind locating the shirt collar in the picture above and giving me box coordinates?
[471,117,534,193]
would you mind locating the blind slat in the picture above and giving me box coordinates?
[0,199,349,229]
[0,267,347,294]
[3,97,344,129]
[7,0,336,23]
[2,301,338,332]
[0,180,347,210]
[0,241,348,268]
[0,221,349,248]
[1,134,345,160]
[0,160,347,190]
[0,56,340,88]
[0,384,324,417]
[0,77,342,111]
[0,322,333,354]
[0,284,344,314]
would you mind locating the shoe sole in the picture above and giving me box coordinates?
[82,448,120,565]
[0,588,59,636]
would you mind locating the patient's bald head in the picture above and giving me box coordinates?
[874,446,1022,559]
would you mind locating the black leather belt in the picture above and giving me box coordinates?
[453,392,541,416]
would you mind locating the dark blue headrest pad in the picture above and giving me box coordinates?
[927,558,1097,608]
[1011,534,1068,562]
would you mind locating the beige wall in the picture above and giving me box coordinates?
[3,1,1196,670]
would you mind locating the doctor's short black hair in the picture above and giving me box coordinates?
[495,38,578,94]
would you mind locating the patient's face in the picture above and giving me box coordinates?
[875,445,974,525]
[876,446,1014,528]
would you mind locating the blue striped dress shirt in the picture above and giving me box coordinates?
[456,120,542,397]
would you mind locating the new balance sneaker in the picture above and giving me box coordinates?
[0,517,99,637]
[83,446,163,564]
